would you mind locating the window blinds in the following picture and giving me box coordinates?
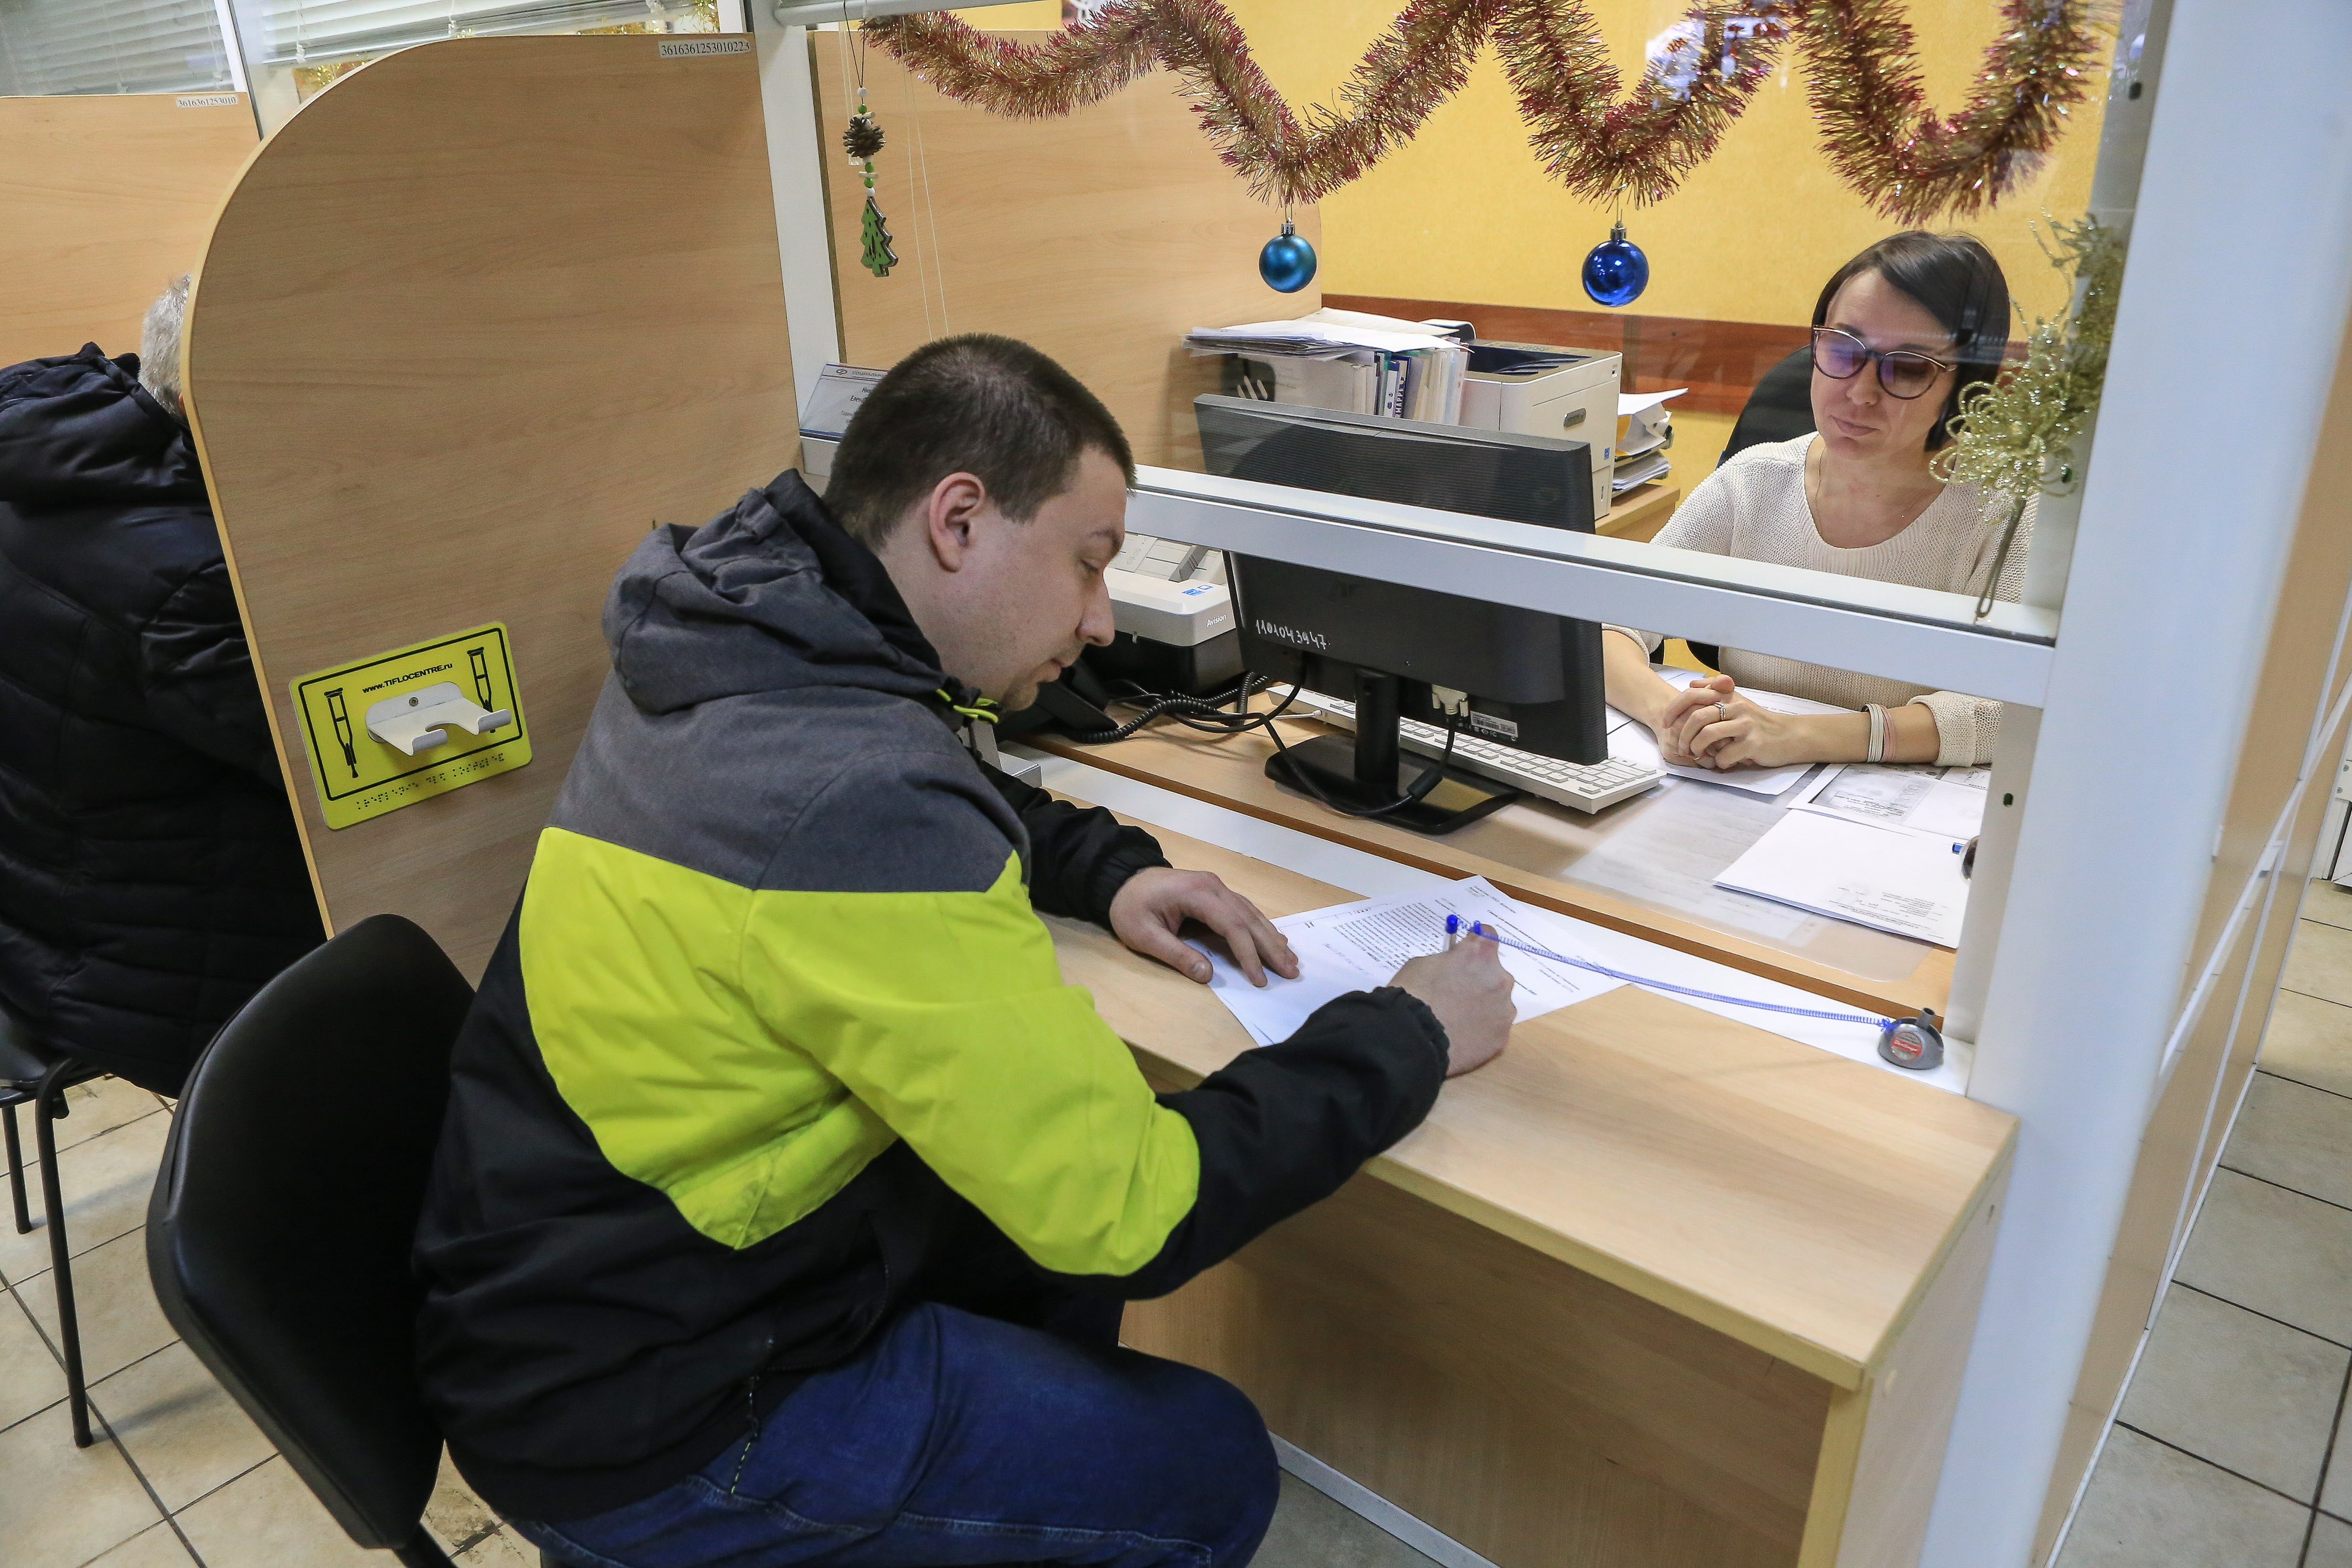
[229,0,666,67]
[0,0,234,96]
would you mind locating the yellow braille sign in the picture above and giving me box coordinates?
[290,623,532,830]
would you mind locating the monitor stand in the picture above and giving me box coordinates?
[1264,673,1521,836]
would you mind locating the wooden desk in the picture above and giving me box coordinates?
[1599,480,1680,542]
[1036,714,1953,1020]
[1052,808,2015,1568]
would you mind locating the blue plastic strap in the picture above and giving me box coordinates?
[1447,915,1892,1030]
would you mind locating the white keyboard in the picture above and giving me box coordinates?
[1284,689,1663,814]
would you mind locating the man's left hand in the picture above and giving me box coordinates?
[1108,867,1299,988]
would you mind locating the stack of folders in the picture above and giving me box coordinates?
[1185,308,1472,426]
[1612,388,1683,494]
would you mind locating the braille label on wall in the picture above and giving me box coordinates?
[176,94,240,108]
[657,37,751,57]
[289,624,532,830]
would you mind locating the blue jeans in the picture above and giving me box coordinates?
[507,1302,1280,1568]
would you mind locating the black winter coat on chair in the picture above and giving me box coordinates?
[0,345,321,1093]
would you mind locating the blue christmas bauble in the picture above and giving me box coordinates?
[1259,221,1318,294]
[1582,221,1649,308]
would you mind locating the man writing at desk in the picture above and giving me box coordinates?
[416,335,1512,1568]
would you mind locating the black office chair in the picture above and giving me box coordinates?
[1682,343,1817,669]
[1717,343,1817,469]
[2,1008,108,1447]
[146,914,475,1567]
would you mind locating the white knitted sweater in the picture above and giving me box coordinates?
[1606,433,2032,767]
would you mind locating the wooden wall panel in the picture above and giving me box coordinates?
[0,92,256,368]
[1124,1171,1830,1568]
[185,38,799,979]
[813,32,1316,472]
[2029,301,2352,1561]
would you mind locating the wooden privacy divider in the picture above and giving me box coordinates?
[185,37,799,979]
[0,92,256,368]
[814,31,1316,472]
[1061,812,2016,1568]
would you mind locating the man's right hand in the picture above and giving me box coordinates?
[1389,936,1514,1077]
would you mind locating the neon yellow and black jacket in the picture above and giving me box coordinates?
[413,474,1450,1521]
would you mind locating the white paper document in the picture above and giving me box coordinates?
[1611,449,1672,492]
[1617,387,1686,420]
[1714,811,1970,946]
[1188,877,1623,1048]
[1792,763,1989,843]
[1602,667,1845,798]
[1184,318,1456,357]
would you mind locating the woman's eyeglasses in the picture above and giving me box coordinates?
[1810,327,1955,400]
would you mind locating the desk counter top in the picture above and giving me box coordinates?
[1036,714,1955,1020]
[1050,803,2016,1393]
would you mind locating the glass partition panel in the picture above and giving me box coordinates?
[775,2,2158,795]
[0,0,236,95]
[1218,0,2113,496]
[224,0,720,129]
[1140,0,2146,768]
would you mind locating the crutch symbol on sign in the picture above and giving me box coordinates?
[324,688,358,777]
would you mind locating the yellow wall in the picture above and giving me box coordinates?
[1670,407,1737,491]
[1221,0,2106,329]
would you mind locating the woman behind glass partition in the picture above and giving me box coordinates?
[1604,232,2027,770]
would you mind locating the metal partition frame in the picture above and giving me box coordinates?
[1130,467,2058,705]
[1923,1,2352,1559]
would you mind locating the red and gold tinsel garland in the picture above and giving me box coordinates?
[1805,0,2105,223]
[865,0,2104,221]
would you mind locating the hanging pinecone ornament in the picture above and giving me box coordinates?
[844,99,897,278]
[842,107,885,162]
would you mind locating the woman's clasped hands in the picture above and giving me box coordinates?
[1655,673,1818,772]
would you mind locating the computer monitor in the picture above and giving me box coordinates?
[1195,395,1608,834]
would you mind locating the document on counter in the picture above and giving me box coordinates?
[1604,667,1847,798]
[1713,811,1969,946]
[1792,763,1989,842]
[1187,877,1623,1047]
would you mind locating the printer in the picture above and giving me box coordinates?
[1097,535,1241,696]
[1456,340,1622,523]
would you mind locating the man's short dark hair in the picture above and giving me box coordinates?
[825,334,1136,547]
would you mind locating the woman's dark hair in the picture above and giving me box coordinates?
[1811,231,2011,452]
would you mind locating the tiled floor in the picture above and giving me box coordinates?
[0,1075,532,1567]
[15,881,2352,1568]
[2057,879,2352,1568]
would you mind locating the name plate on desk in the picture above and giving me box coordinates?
[288,623,532,830]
